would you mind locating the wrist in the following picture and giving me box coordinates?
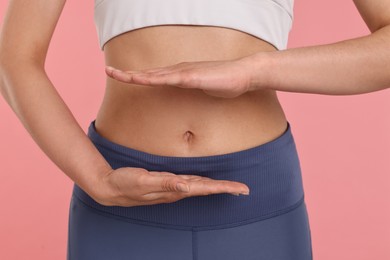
[85,166,116,205]
[238,51,278,92]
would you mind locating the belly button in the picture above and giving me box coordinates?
[183,130,195,143]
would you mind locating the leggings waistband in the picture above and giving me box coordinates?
[73,120,305,231]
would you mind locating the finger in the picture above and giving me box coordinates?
[172,175,204,181]
[121,61,191,75]
[143,174,191,193]
[105,66,116,75]
[144,171,249,195]
[134,62,198,74]
[107,68,178,87]
[148,171,176,176]
[145,61,226,72]
[176,175,212,181]
[141,190,186,202]
[106,67,134,83]
[131,72,185,87]
[124,64,181,74]
[126,68,162,73]
[140,70,203,89]
[142,179,250,201]
[146,178,250,196]
[107,66,204,90]
[105,67,156,84]
[188,179,250,196]
[146,170,249,192]
[148,171,202,181]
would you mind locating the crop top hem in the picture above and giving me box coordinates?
[94,0,294,51]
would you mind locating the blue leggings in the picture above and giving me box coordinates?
[67,120,313,260]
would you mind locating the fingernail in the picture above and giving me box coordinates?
[106,66,114,71]
[176,182,190,192]
[241,191,250,195]
[231,193,240,196]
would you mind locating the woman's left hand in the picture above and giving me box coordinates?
[105,57,254,98]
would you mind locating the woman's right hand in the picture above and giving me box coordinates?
[92,167,250,207]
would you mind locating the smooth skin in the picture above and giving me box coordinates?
[0,1,255,207]
[106,0,390,96]
[1,0,389,208]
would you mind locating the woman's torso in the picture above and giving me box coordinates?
[94,25,288,157]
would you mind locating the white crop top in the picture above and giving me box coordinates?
[94,0,294,51]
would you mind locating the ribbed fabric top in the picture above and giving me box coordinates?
[94,0,294,51]
[72,120,305,231]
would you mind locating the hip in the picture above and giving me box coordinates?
[73,119,305,230]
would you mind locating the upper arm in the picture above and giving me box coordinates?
[353,0,390,33]
[0,0,67,68]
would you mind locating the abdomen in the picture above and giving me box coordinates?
[94,25,288,157]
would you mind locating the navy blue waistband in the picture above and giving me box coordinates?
[73,120,305,231]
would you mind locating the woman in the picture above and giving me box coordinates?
[0,0,389,259]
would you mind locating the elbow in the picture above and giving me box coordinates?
[369,21,390,34]
[0,50,43,100]
[0,50,16,78]
[0,62,9,103]
[0,53,10,101]
[0,50,7,94]
[0,49,44,80]
[0,50,13,95]
[1,57,42,74]
[0,44,14,71]
[0,49,7,73]
[0,43,45,73]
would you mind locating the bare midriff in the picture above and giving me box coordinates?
[94,25,288,157]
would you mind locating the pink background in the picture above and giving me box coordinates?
[1,0,389,259]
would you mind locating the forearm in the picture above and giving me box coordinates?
[247,25,390,95]
[0,62,113,199]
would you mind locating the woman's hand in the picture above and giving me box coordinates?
[105,57,255,98]
[93,167,250,207]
